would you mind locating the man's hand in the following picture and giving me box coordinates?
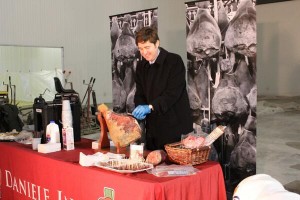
[132,105,151,120]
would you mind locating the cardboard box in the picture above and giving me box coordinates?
[62,127,75,150]
[38,143,61,153]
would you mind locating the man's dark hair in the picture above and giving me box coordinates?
[135,27,159,45]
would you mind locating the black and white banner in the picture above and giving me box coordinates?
[185,0,256,195]
[109,8,158,113]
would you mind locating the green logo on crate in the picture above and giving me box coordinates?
[98,187,115,200]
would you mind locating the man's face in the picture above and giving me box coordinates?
[137,40,159,62]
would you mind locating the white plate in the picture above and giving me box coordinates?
[0,132,18,141]
[95,159,153,174]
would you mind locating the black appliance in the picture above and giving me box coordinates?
[33,77,82,144]
[33,94,81,144]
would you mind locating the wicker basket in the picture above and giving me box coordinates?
[165,142,211,165]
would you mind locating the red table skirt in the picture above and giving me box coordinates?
[0,139,226,200]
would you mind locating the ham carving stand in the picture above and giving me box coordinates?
[97,112,127,154]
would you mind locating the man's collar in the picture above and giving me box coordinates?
[155,47,167,66]
[149,48,160,65]
[141,47,167,67]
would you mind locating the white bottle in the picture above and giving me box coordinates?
[46,121,60,143]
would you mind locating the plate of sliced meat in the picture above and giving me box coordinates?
[95,159,153,174]
[0,132,18,142]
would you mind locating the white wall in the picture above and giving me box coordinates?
[0,0,188,104]
[0,46,62,72]
[1,0,299,103]
[0,46,63,102]
[257,0,300,96]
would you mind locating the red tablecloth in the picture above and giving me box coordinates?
[0,139,226,200]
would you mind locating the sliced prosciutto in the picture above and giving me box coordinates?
[182,135,205,149]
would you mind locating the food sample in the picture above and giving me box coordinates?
[146,150,167,165]
[182,135,205,149]
[130,144,144,162]
[95,159,153,173]
[0,130,19,141]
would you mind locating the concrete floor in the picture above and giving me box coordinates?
[257,96,300,194]
[82,96,300,195]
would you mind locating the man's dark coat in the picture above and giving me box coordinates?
[134,47,193,150]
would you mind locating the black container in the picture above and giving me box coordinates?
[33,94,81,144]
[33,95,48,143]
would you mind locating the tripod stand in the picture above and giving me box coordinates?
[81,77,99,135]
[2,76,16,105]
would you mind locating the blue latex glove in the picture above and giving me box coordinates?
[132,105,151,120]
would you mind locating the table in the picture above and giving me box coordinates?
[0,139,226,200]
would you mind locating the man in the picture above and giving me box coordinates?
[132,27,193,150]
